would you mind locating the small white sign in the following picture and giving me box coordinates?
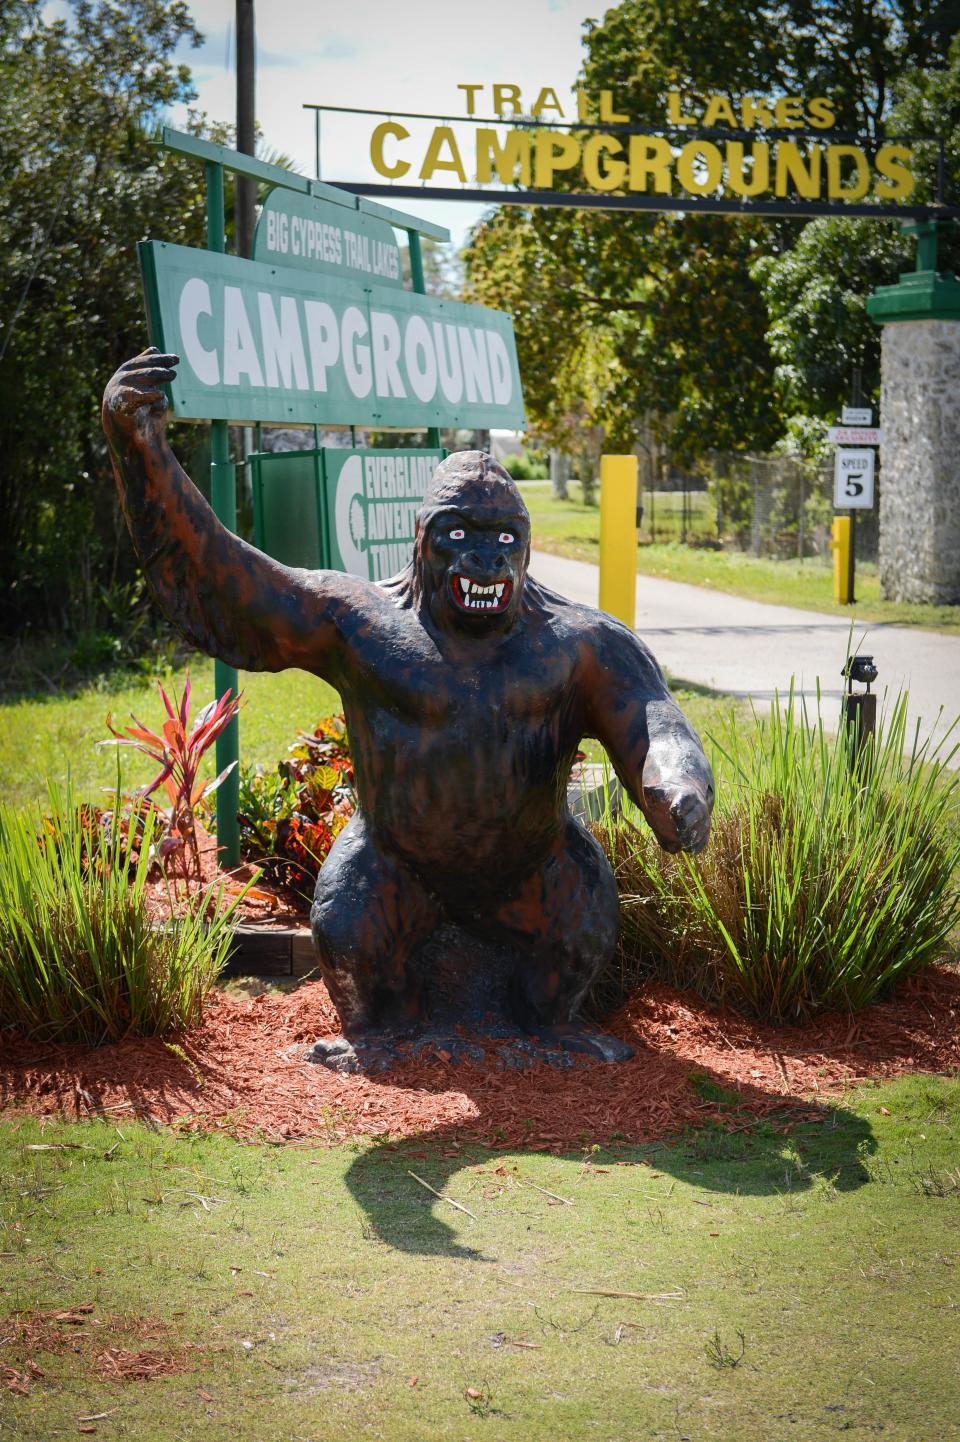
[842,406,873,426]
[834,448,875,509]
[828,426,883,445]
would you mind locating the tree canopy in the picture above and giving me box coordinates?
[464,0,960,468]
[0,0,220,636]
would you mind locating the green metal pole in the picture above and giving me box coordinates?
[206,160,241,866]
[408,230,442,450]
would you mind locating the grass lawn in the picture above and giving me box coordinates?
[0,664,339,813]
[0,661,750,812]
[523,483,960,636]
[2,1073,959,1440]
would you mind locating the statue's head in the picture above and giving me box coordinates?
[414,451,530,632]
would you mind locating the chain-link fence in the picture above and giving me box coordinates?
[636,452,878,563]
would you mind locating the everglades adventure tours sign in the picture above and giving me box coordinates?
[317,82,956,219]
[139,235,524,429]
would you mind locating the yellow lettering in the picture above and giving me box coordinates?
[774,140,822,198]
[420,126,467,182]
[703,95,737,128]
[628,135,673,193]
[667,90,696,126]
[774,96,804,127]
[806,97,836,130]
[493,84,522,117]
[583,134,627,192]
[676,140,724,194]
[599,89,629,124]
[725,141,770,197]
[575,86,591,121]
[826,145,870,199]
[875,144,916,201]
[476,128,532,185]
[456,83,484,116]
[534,131,582,187]
[740,97,775,129]
[370,121,410,179]
[531,86,564,119]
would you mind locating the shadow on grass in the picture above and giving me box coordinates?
[339,1061,876,1261]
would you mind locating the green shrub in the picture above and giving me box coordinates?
[0,788,241,1045]
[504,448,549,481]
[594,690,960,1023]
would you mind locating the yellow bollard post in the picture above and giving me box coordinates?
[599,455,638,628]
[831,516,852,604]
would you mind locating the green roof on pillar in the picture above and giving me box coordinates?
[868,219,960,324]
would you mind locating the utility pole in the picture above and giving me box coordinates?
[236,0,256,258]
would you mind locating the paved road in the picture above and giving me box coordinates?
[530,549,960,762]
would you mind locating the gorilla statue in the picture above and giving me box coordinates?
[103,348,714,1071]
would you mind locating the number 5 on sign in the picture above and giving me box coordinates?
[833,447,875,510]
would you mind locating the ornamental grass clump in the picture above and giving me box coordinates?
[0,786,240,1046]
[595,689,960,1024]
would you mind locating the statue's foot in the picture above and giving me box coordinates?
[305,1034,398,1075]
[407,1033,486,1065]
[525,1023,635,1065]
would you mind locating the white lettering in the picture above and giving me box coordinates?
[341,306,372,397]
[178,277,219,386]
[404,315,438,402]
[303,300,340,392]
[222,285,263,387]
[370,310,407,398]
[459,326,492,404]
[433,321,464,403]
[258,293,309,390]
[486,331,512,405]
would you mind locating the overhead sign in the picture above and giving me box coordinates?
[323,448,442,580]
[253,189,403,288]
[139,241,525,429]
[315,84,955,219]
[828,426,883,445]
[842,406,873,425]
[834,448,875,510]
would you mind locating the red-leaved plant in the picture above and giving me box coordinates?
[100,671,241,885]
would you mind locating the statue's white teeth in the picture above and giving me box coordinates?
[457,575,508,609]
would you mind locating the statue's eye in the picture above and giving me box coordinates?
[449,528,465,541]
[499,531,515,544]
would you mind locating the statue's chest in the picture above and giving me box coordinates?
[346,619,579,733]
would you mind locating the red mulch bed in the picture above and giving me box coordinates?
[2,966,959,1150]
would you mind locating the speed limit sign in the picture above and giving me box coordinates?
[834,447,875,509]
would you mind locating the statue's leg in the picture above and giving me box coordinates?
[493,818,633,1062]
[308,812,439,1070]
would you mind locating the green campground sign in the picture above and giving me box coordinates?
[138,240,525,429]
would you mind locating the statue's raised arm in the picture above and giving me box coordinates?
[102,348,363,680]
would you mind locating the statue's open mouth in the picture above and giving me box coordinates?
[452,574,513,612]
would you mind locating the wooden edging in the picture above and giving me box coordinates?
[220,924,316,979]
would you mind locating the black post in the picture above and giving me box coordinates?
[236,0,256,259]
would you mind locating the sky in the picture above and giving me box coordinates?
[168,0,608,248]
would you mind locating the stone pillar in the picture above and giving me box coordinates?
[868,221,960,604]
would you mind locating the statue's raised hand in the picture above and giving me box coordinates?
[102,347,179,446]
